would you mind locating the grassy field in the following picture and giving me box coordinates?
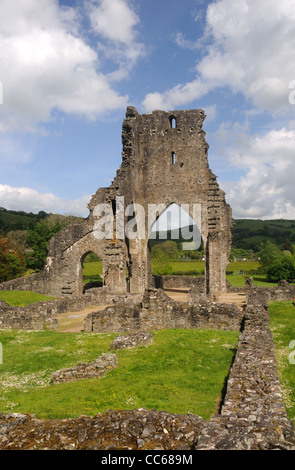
[83,259,276,288]
[0,328,239,420]
[269,301,295,419]
[0,290,55,306]
[83,260,103,284]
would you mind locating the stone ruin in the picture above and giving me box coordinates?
[0,107,295,450]
[0,106,232,301]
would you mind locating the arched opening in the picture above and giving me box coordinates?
[148,203,204,298]
[81,251,103,293]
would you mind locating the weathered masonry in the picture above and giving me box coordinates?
[0,107,232,299]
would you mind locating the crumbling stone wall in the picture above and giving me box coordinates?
[84,289,243,334]
[0,299,58,330]
[197,294,295,450]
[51,353,118,384]
[0,289,142,331]
[245,278,295,303]
[0,107,232,299]
[154,275,205,291]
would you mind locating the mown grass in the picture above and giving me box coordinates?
[0,328,239,420]
[226,274,276,288]
[0,290,56,306]
[83,260,276,288]
[269,301,295,419]
[82,260,103,284]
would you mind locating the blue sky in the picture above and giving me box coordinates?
[1,0,295,219]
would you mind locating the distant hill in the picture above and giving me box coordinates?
[0,207,84,235]
[1,207,294,252]
[149,219,295,252]
[149,225,201,250]
[0,208,48,234]
[232,219,295,251]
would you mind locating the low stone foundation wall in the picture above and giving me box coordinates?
[0,271,53,296]
[245,278,295,302]
[0,288,143,331]
[51,353,118,384]
[154,275,205,291]
[196,293,295,450]
[0,299,58,330]
[84,289,243,334]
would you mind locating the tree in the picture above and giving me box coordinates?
[26,220,65,271]
[258,241,281,273]
[151,240,179,261]
[0,235,26,282]
[282,239,294,255]
[267,256,295,283]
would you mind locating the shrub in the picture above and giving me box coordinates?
[267,255,295,283]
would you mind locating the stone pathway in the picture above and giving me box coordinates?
[216,291,246,310]
[57,305,110,333]
[164,288,247,310]
[164,288,190,302]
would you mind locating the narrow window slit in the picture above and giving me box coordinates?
[170,117,177,129]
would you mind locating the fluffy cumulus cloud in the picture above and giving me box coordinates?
[0,184,90,217]
[0,0,140,131]
[88,0,139,44]
[87,0,145,78]
[142,0,295,113]
[220,127,295,219]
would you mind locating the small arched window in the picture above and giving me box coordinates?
[172,152,176,164]
[170,116,177,129]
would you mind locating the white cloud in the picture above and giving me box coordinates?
[87,0,139,44]
[0,184,90,217]
[220,127,295,219]
[142,0,295,113]
[0,0,129,131]
[175,32,200,51]
[142,79,210,112]
[86,0,145,78]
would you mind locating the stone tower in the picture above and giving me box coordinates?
[0,107,233,299]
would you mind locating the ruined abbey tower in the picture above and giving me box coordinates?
[0,107,233,300]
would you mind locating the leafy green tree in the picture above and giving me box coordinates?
[150,241,180,276]
[151,240,180,261]
[230,247,250,260]
[267,255,295,283]
[0,235,26,282]
[258,241,281,273]
[282,239,294,255]
[26,220,65,271]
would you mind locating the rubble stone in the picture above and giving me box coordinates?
[110,332,154,350]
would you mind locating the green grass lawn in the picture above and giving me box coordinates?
[0,290,56,306]
[83,260,103,284]
[226,274,276,288]
[0,328,239,420]
[269,301,295,419]
[83,259,276,288]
